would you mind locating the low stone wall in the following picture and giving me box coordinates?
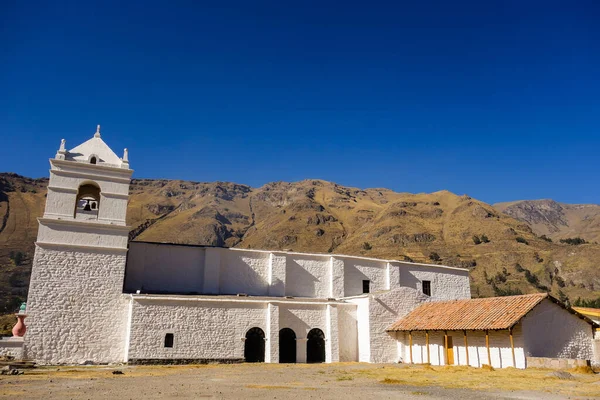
[526,356,590,369]
[0,337,24,360]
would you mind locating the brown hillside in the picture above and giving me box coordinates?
[495,199,600,243]
[1,173,600,316]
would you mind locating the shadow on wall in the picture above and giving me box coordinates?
[219,253,270,296]
[279,308,311,338]
[344,264,370,296]
[285,259,321,297]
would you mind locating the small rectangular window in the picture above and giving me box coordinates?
[363,280,370,294]
[422,280,431,296]
[164,333,174,348]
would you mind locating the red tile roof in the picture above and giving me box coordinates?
[387,293,551,331]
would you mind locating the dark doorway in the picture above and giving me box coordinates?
[279,328,296,363]
[307,328,326,363]
[244,327,265,362]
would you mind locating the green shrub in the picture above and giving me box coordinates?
[480,234,490,243]
[429,252,441,262]
[472,235,481,245]
[560,237,587,245]
[516,237,529,245]
[362,242,372,251]
[540,235,552,242]
[514,263,525,272]
[9,251,24,266]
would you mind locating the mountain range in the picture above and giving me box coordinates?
[1,172,599,318]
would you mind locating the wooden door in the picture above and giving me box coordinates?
[446,336,454,365]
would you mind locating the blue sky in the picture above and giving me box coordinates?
[1,1,599,204]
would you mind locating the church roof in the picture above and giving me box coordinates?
[65,125,125,167]
[387,293,596,331]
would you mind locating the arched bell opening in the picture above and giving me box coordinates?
[279,328,297,363]
[244,327,265,363]
[307,328,325,363]
[74,182,101,220]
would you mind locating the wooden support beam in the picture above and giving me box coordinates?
[409,331,413,364]
[426,330,430,364]
[485,330,491,367]
[509,327,516,368]
[463,330,469,367]
[444,331,448,365]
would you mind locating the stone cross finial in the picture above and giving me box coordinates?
[94,124,101,138]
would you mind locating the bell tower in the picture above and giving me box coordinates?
[25,125,133,364]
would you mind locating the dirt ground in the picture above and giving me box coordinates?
[1,362,599,400]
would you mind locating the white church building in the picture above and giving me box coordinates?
[3,127,596,367]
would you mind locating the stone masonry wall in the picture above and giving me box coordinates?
[24,246,129,364]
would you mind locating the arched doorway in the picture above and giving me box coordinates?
[307,328,325,363]
[279,328,296,363]
[244,327,265,362]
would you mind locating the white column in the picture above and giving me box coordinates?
[296,338,308,363]
[325,305,339,363]
[330,257,345,298]
[268,253,286,297]
[265,302,279,363]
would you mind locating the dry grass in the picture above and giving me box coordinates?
[2,363,600,399]
[354,364,600,397]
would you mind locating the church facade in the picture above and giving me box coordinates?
[22,127,472,365]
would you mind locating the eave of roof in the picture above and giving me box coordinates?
[386,293,598,332]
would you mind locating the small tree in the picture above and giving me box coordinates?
[472,235,481,245]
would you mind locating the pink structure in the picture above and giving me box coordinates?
[12,314,27,337]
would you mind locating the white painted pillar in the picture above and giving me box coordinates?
[203,248,221,294]
[265,302,279,363]
[325,305,339,363]
[268,253,286,297]
[385,262,391,290]
[330,257,345,298]
[296,338,307,363]
[388,262,401,289]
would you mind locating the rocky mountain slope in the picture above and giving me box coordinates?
[495,200,600,243]
[2,172,600,317]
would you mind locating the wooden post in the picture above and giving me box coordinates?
[485,330,491,367]
[463,330,469,366]
[425,330,430,364]
[444,331,448,365]
[409,331,413,364]
[509,327,516,368]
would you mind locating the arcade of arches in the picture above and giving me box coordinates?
[243,327,325,364]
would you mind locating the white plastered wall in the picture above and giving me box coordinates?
[521,299,594,360]
[126,297,343,363]
[127,298,267,360]
[124,242,206,294]
[398,327,526,369]
[367,288,430,363]
[397,263,470,300]
[285,254,330,298]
